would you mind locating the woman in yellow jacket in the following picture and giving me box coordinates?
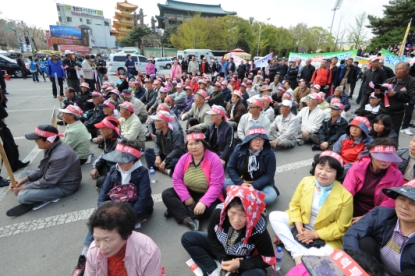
[269,151,353,265]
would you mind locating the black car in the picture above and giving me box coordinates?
[0,55,31,78]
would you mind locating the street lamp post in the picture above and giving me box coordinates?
[257,18,270,56]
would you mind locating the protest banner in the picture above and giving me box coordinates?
[288,50,357,64]
[255,52,273,68]
[381,49,408,70]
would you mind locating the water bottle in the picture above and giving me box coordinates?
[276,246,283,271]
[149,167,156,183]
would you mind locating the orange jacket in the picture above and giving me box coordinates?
[311,67,332,87]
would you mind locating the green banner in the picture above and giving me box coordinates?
[380,49,408,70]
[288,50,357,62]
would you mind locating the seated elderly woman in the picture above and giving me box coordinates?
[269,151,353,265]
[181,186,275,276]
[77,202,161,276]
[162,131,225,231]
[369,114,398,145]
[343,179,415,276]
[76,140,154,272]
[224,126,278,205]
[343,138,403,225]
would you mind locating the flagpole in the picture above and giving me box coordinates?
[399,18,412,57]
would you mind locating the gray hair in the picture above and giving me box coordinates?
[396,62,410,70]
[335,86,344,92]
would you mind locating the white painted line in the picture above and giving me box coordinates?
[0,187,8,203]
[276,158,313,174]
[21,146,42,164]
[8,109,52,113]
[13,137,25,140]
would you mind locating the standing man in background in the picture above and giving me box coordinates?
[62,50,81,93]
[47,52,65,98]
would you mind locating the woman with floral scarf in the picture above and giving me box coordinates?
[181,185,275,276]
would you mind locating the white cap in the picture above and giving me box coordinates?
[64,50,74,55]
[281,100,292,108]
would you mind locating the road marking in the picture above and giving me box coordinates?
[14,136,25,140]
[8,108,52,113]
[0,158,312,238]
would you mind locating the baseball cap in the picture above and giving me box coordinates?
[119,102,135,113]
[369,145,402,163]
[383,179,415,202]
[249,99,264,109]
[103,100,116,110]
[94,116,120,137]
[232,90,243,98]
[25,125,58,140]
[206,105,227,118]
[58,105,83,116]
[281,99,292,108]
[196,90,210,100]
[103,143,141,164]
[329,103,345,111]
[308,93,322,102]
[64,50,74,55]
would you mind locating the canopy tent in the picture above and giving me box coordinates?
[224,48,251,60]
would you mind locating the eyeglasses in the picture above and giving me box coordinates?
[252,137,265,143]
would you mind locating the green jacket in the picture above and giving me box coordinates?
[63,120,91,159]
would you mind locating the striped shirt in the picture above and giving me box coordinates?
[183,163,208,194]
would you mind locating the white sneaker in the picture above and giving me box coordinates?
[401,128,413,135]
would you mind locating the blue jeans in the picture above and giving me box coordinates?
[223,178,278,205]
[84,230,94,247]
[181,231,267,276]
[31,71,39,82]
[356,83,364,104]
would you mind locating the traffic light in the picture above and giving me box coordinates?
[25,36,30,45]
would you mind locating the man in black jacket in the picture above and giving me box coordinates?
[62,50,81,92]
[84,92,106,138]
[237,60,247,81]
[299,58,315,86]
[311,103,348,150]
[58,87,85,111]
[358,57,387,110]
[16,54,27,79]
[144,110,184,176]
[330,57,340,88]
[227,57,236,75]
[379,59,395,79]
[96,54,107,87]
[339,58,356,97]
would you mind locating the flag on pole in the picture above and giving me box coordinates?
[254,52,273,68]
[398,19,412,57]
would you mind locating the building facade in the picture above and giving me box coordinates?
[111,1,140,40]
[56,3,116,49]
[156,0,237,29]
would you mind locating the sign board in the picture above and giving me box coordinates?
[3,26,13,31]
[45,30,53,48]
[59,45,90,54]
[63,4,104,19]
[49,25,89,46]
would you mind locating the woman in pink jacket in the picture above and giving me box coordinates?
[162,131,225,231]
[170,59,182,80]
[145,59,155,77]
[343,138,403,225]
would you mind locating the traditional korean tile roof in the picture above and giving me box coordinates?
[158,0,236,15]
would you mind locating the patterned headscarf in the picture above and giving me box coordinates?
[218,186,266,244]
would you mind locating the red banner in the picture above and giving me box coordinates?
[51,37,84,46]
[59,45,90,54]
[45,30,53,48]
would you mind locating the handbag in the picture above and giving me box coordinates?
[107,183,138,203]
[291,226,326,249]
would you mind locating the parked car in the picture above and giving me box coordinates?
[0,54,31,78]
[154,57,174,69]
[107,53,160,75]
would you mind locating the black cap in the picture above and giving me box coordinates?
[383,186,415,202]
[25,125,58,140]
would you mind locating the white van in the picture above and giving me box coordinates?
[183,49,215,63]
[107,53,150,74]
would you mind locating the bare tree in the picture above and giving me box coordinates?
[348,12,368,49]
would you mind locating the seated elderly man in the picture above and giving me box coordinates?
[148,87,168,115]
[119,101,146,150]
[122,90,147,124]
[144,111,184,176]
[296,93,325,145]
[311,103,348,151]
[58,87,84,111]
[7,125,82,217]
[84,91,106,138]
[237,99,271,141]
[175,85,194,118]
[205,105,234,166]
[325,86,351,111]
[90,116,120,190]
[59,105,91,164]
[269,100,299,149]
[226,90,247,129]
[180,90,212,131]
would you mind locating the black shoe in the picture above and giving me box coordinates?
[4,92,9,95]
[53,96,57,98]
[185,218,199,231]
[164,209,172,218]
[16,160,30,170]
[0,177,10,187]
[410,124,415,128]
[6,204,34,217]
[72,255,86,276]
[311,144,320,151]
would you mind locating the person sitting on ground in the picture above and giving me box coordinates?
[140,79,158,109]
[180,90,212,131]
[323,97,347,119]
[343,179,415,276]
[181,186,275,276]
[294,79,310,110]
[148,87,168,115]
[118,102,146,150]
[355,92,382,123]
[116,74,128,92]
[79,82,94,110]
[317,92,329,110]
[169,83,186,106]
[237,99,271,141]
[7,125,82,217]
[176,85,194,118]
[343,138,404,225]
[261,95,275,122]
[162,131,225,231]
[106,89,123,108]
[297,93,325,145]
[59,105,91,164]
[90,116,120,190]
[121,90,147,124]
[269,151,353,265]
[146,103,182,140]
[325,86,351,112]
[369,114,398,145]
[269,100,299,149]
[397,137,415,182]
[144,111,184,176]
[221,80,232,104]
[80,202,161,276]
[58,87,84,111]
[133,80,146,100]
[84,91,106,138]
[311,103,348,151]
[102,99,120,119]
[333,116,374,169]
[225,126,278,205]
[208,82,225,107]
[205,105,234,166]
[226,90,247,129]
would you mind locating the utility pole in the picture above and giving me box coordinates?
[329,0,344,35]
[139,9,144,27]
[12,20,23,52]
[134,12,138,28]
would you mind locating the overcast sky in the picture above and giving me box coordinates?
[1,0,391,37]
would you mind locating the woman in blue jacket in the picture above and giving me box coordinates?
[38,57,48,82]
[224,125,278,205]
[28,56,39,82]
[343,179,415,276]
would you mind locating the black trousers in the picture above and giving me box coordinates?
[86,126,98,138]
[386,111,405,141]
[402,104,414,130]
[85,79,96,92]
[359,93,370,111]
[350,81,357,96]
[162,187,220,223]
[20,66,27,79]
[51,77,64,97]
[0,70,6,93]
[67,78,81,92]
[0,126,21,172]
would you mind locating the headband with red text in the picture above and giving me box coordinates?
[320,150,344,166]
[186,133,205,141]
[369,145,396,154]
[247,128,266,136]
[115,144,141,159]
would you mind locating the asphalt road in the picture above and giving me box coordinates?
[0,74,412,276]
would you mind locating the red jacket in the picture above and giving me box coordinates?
[311,67,332,87]
[343,156,403,209]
